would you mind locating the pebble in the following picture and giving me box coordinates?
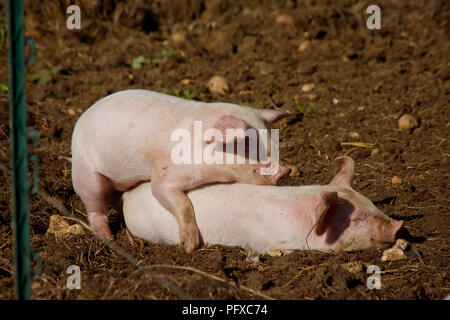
[381,247,406,261]
[298,40,310,52]
[381,239,409,261]
[207,76,229,95]
[398,114,418,130]
[180,78,191,85]
[266,249,282,257]
[341,261,364,274]
[171,32,186,44]
[348,132,360,139]
[370,148,380,157]
[301,83,315,92]
[275,13,294,25]
[391,176,402,184]
[67,108,76,116]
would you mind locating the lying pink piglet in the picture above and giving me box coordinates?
[71,89,291,252]
[122,156,405,253]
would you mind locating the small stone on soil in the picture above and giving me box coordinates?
[381,247,406,262]
[391,176,402,184]
[275,14,294,25]
[341,261,364,273]
[398,114,418,130]
[298,40,310,52]
[371,148,380,156]
[207,76,229,95]
[301,83,315,92]
[349,132,360,139]
[381,239,410,261]
[266,249,282,257]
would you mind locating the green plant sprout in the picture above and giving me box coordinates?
[293,99,323,115]
[132,47,176,69]
[27,66,61,85]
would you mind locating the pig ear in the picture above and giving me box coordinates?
[213,115,248,143]
[258,109,291,124]
[329,156,354,187]
[315,191,338,236]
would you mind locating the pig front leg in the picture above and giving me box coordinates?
[150,180,201,252]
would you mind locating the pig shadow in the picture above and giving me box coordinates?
[389,214,426,243]
[323,198,354,245]
[395,227,426,244]
[389,214,424,221]
[108,210,125,236]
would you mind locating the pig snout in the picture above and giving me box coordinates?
[372,218,405,242]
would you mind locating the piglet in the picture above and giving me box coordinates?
[71,89,291,252]
[122,156,405,253]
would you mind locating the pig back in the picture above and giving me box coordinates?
[73,90,196,149]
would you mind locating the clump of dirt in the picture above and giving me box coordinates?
[0,0,448,299]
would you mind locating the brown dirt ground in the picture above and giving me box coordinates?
[0,0,449,300]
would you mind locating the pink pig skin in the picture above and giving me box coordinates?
[122,156,405,253]
[71,89,291,252]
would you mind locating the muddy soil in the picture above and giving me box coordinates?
[0,0,449,299]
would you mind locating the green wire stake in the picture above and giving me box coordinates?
[7,0,39,300]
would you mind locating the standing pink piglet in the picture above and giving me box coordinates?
[71,89,291,251]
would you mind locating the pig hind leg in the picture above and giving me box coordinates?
[72,164,114,239]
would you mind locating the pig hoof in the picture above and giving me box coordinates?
[95,226,113,240]
[180,233,201,252]
[181,242,195,253]
[179,224,201,252]
[181,238,200,252]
